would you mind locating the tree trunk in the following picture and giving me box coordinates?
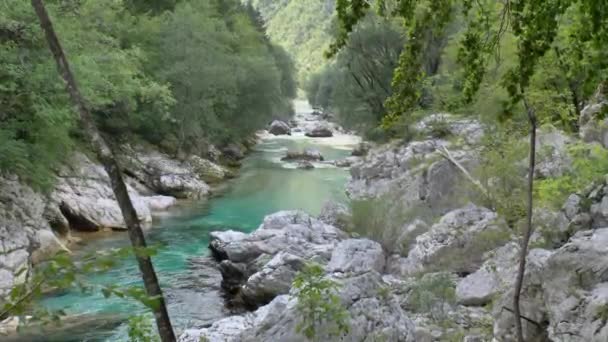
[30,1,176,341]
[513,98,537,342]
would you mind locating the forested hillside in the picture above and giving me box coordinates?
[245,0,335,79]
[0,0,296,190]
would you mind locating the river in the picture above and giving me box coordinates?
[38,101,359,341]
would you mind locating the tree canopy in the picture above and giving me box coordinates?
[0,0,296,190]
[309,0,607,137]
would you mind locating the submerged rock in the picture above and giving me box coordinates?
[141,195,177,211]
[281,148,324,162]
[305,123,333,137]
[296,161,314,170]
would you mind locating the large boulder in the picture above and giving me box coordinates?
[240,252,306,305]
[180,271,416,342]
[268,120,291,136]
[222,144,246,162]
[326,239,386,274]
[555,176,608,231]
[491,249,554,342]
[305,123,333,138]
[317,201,351,230]
[0,176,61,298]
[347,139,478,217]
[208,211,348,307]
[528,208,571,248]
[415,113,484,145]
[333,156,360,168]
[456,243,518,306]
[57,196,151,231]
[351,142,372,157]
[542,229,608,341]
[579,84,608,148]
[119,145,210,199]
[187,155,232,184]
[456,243,553,307]
[492,229,608,341]
[281,148,324,162]
[52,153,152,231]
[535,128,573,179]
[390,204,509,277]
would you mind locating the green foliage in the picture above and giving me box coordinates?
[0,0,296,186]
[596,304,608,326]
[305,14,404,138]
[348,193,413,254]
[407,272,456,322]
[1,246,162,329]
[475,124,529,225]
[293,263,350,341]
[330,0,608,136]
[127,315,160,342]
[248,0,336,80]
[426,117,452,139]
[141,0,296,153]
[536,143,608,209]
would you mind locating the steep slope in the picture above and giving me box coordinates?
[247,0,335,78]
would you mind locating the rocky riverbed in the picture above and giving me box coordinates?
[3,97,608,341]
[180,97,608,341]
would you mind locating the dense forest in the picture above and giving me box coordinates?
[245,0,335,79]
[1,0,296,190]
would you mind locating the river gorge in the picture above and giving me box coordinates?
[35,101,360,341]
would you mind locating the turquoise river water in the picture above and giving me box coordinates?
[39,111,359,341]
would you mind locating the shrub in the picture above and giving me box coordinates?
[536,143,608,209]
[347,194,410,254]
[474,125,528,226]
[293,263,350,341]
[407,272,456,322]
[426,117,452,139]
[127,315,159,342]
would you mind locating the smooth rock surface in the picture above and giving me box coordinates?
[268,120,291,135]
[394,204,508,276]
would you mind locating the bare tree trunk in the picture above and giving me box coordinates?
[513,98,537,342]
[30,1,176,341]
